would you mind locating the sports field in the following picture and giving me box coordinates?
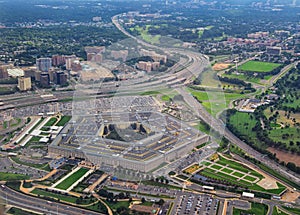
[238,61,281,73]
[55,168,89,190]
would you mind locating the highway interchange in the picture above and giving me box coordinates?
[0,12,299,215]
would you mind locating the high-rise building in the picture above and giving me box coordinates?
[0,65,9,79]
[52,55,65,67]
[36,58,52,72]
[18,77,32,91]
[65,55,77,70]
[54,71,68,86]
[40,73,50,88]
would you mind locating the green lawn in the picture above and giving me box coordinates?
[195,142,209,149]
[238,61,281,73]
[222,168,233,174]
[272,206,289,215]
[31,188,78,203]
[7,207,40,215]
[282,98,300,108]
[232,172,244,178]
[105,200,130,211]
[187,87,249,116]
[56,116,71,126]
[201,161,211,166]
[131,25,161,44]
[228,111,259,141]
[10,156,50,171]
[222,73,263,85]
[194,121,211,134]
[199,156,286,194]
[282,206,300,215]
[0,172,29,181]
[233,202,268,215]
[201,168,250,186]
[55,168,89,190]
[142,180,181,190]
[86,201,108,214]
[161,95,171,101]
[211,164,222,170]
[11,118,22,127]
[269,127,300,145]
[44,117,58,127]
[244,175,257,182]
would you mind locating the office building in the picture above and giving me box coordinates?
[40,73,50,88]
[18,77,32,91]
[0,65,9,79]
[36,58,52,72]
[54,71,68,86]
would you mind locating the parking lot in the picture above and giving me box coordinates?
[173,193,219,215]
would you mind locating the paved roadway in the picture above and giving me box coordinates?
[0,185,103,215]
[176,88,300,186]
[0,12,299,191]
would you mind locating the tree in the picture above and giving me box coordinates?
[141,197,146,204]
[157,199,165,206]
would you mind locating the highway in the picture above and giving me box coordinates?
[0,185,104,215]
[176,88,300,186]
[111,14,300,186]
[0,12,299,196]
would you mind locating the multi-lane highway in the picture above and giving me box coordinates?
[0,185,104,215]
[112,13,300,186]
[177,88,300,186]
[0,12,299,198]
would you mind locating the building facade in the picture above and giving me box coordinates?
[18,77,32,91]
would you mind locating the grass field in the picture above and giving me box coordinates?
[130,25,161,44]
[104,200,130,211]
[233,202,268,215]
[56,116,71,126]
[216,156,263,178]
[44,117,58,127]
[238,61,281,73]
[31,188,97,205]
[31,188,79,203]
[0,172,29,181]
[282,206,300,215]
[228,111,260,142]
[222,73,262,85]
[272,207,289,215]
[10,156,51,171]
[187,87,249,116]
[269,127,300,145]
[7,207,40,215]
[55,168,89,190]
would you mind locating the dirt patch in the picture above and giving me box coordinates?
[267,147,300,166]
[212,63,231,71]
[281,189,300,203]
[257,174,279,190]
